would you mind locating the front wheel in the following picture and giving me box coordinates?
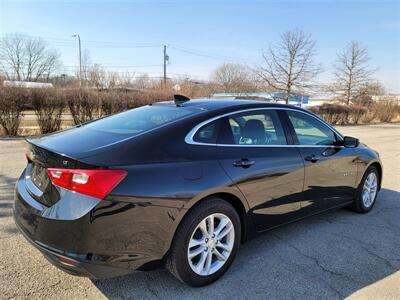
[352,166,380,213]
[167,198,241,286]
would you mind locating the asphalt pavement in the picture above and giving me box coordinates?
[0,124,399,299]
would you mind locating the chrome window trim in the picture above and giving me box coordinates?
[185,107,344,147]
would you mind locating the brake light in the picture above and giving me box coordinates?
[47,168,127,199]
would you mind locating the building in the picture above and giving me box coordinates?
[211,92,309,106]
[3,80,53,88]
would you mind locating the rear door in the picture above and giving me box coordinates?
[216,109,305,231]
[283,110,358,213]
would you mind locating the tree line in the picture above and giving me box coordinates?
[0,30,384,105]
[211,29,381,105]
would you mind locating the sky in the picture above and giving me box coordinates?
[0,0,399,92]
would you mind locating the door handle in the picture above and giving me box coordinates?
[233,159,255,168]
[304,155,320,163]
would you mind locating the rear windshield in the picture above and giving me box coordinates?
[85,105,199,135]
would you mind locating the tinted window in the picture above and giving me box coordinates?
[85,105,198,136]
[193,121,218,144]
[287,111,336,145]
[219,110,287,145]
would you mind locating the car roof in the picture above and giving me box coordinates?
[156,98,303,112]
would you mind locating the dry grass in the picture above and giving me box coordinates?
[0,87,176,136]
[1,87,399,136]
[309,101,400,125]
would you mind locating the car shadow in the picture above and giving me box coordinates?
[0,174,17,218]
[92,188,400,299]
[2,168,398,298]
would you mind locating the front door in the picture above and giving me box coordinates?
[284,110,358,213]
[217,109,305,231]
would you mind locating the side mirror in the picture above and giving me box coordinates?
[343,136,359,148]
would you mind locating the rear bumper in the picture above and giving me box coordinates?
[14,168,183,278]
[15,220,133,278]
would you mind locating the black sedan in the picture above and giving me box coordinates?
[14,98,382,286]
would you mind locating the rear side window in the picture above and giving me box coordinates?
[219,110,287,145]
[85,105,198,136]
[193,121,219,144]
[287,111,337,145]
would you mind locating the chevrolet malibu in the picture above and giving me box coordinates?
[14,98,382,286]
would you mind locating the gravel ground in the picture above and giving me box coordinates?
[0,124,399,299]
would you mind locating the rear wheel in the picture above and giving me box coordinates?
[167,198,241,286]
[352,166,379,213]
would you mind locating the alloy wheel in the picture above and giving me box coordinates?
[362,172,378,208]
[187,213,235,276]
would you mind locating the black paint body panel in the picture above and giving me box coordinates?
[14,100,382,278]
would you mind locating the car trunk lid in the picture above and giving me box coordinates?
[25,140,95,207]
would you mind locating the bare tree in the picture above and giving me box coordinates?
[0,35,25,80]
[132,74,154,90]
[257,29,321,103]
[87,64,106,89]
[0,34,61,81]
[332,41,374,104]
[211,63,255,93]
[87,64,124,89]
[118,71,135,88]
[106,71,119,89]
[360,81,385,97]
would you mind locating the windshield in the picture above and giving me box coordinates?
[85,105,199,135]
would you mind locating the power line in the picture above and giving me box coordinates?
[169,44,258,64]
[0,34,257,60]
[0,34,163,48]
[1,34,261,81]
[57,44,161,49]
[56,69,207,77]
[62,64,163,68]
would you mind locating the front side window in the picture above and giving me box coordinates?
[287,111,337,145]
[219,110,287,145]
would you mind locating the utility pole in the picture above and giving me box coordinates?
[72,34,82,87]
[163,44,169,87]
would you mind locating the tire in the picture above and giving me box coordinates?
[352,166,380,213]
[167,198,241,287]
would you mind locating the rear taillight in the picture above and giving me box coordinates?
[47,168,127,199]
